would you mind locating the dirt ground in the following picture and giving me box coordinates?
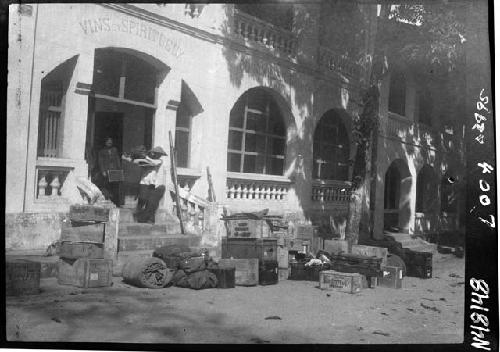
[6,252,465,344]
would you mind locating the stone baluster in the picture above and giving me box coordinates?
[38,172,48,198]
[50,174,61,197]
[234,183,240,199]
[241,183,248,199]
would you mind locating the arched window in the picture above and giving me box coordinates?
[227,89,286,175]
[384,163,401,210]
[388,70,406,116]
[37,56,77,158]
[313,111,349,180]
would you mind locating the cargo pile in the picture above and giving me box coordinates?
[57,205,113,288]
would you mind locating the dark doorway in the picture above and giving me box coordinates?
[93,112,124,154]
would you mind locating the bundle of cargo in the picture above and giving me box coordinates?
[152,245,221,289]
[329,253,383,278]
[122,257,174,288]
[57,205,112,288]
[6,259,41,296]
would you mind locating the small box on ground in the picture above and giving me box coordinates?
[351,244,388,266]
[208,267,235,288]
[319,270,363,294]
[218,258,259,286]
[6,259,41,296]
[378,265,403,289]
[57,258,113,288]
[58,241,105,259]
[278,267,289,281]
[69,204,109,222]
[289,262,308,280]
[324,239,349,255]
[259,261,278,285]
[60,223,105,243]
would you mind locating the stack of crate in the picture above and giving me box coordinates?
[57,205,113,288]
[6,259,41,296]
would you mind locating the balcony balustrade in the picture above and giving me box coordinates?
[312,180,352,204]
[318,46,362,79]
[233,9,297,57]
[226,172,291,201]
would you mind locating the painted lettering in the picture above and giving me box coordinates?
[471,292,489,306]
[477,162,494,174]
[79,20,90,34]
[470,278,490,294]
[471,312,489,327]
[121,19,128,32]
[479,180,490,192]
[471,337,491,351]
[102,17,111,31]
[140,23,147,39]
[129,20,138,35]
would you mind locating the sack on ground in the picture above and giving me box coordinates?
[179,256,206,273]
[122,257,170,289]
[187,270,218,290]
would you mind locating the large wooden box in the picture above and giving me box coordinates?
[259,261,278,285]
[378,265,403,289]
[218,258,259,286]
[6,259,41,296]
[324,239,349,255]
[221,238,277,262]
[319,270,363,294]
[59,241,105,259]
[60,223,105,243]
[351,244,388,266]
[69,205,109,222]
[225,219,270,238]
[57,258,112,288]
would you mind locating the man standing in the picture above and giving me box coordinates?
[97,137,122,206]
[133,146,174,223]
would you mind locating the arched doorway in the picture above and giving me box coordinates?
[383,159,412,232]
[86,48,169,206]
[415,165,438,234]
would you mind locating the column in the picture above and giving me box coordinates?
[155,71,182,211]
[61,50,95,178]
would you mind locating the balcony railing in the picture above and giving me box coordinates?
[35,161,73,200]
[318,46,362,79]
[386,112,414,141]
[312,180,352,203]
[233,9,297,57]
[226,172,291,201]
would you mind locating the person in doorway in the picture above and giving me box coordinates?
[132,146,174,223]
[97,137,122,206]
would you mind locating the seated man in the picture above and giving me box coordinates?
[130,146,174,224]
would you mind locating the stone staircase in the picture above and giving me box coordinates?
[383,230,437,253]
[113,208,202,276]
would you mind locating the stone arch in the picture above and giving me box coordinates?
[383,158,413,232]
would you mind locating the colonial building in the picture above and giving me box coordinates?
[6,3,464,252]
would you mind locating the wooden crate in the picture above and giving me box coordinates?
[218,258,259,286]
[351,244,388,266]
[319,270,363,294]
[60,223,105,243]
[69,205,109,222]
[278,268,289,281]
[221,238,277,262]
[59,242,105,260]
[57,258,113,288]
[6,259,41,296]
[379,265,403,289]
[225,219,270,238]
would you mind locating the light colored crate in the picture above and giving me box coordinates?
[218,258,259,286]
[319,270,363,294]
[324,239,349,255]
[58,258,113,288]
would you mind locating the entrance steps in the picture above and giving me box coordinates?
[383,231,437,253]
[114,208,202,276]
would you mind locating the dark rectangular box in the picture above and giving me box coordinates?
[6,259,41,296]
[259,261,278,285]
[221,238,277,262]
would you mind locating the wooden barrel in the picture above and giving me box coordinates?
[218,258,258,286]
